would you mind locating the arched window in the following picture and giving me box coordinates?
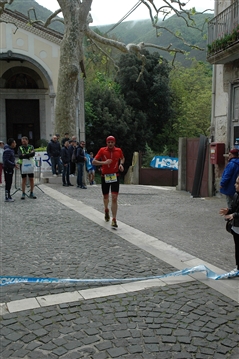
[2,66,45,89]
[6,73,38,89]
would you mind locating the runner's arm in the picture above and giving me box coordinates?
[92,158,112,166]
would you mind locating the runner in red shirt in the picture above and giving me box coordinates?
[93,136,125,228]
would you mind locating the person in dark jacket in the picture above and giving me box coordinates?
[220,148,239,207]
[47,135,62,176]
[3,138,19,202]
[220,175,239,275]
[68,139,77,176]
[61,132,70,147]
[76,140,87,189]
[60,141,73,187]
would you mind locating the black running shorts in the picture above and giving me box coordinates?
[101,175,119,195]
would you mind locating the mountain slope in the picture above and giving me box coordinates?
[94,13,212,65]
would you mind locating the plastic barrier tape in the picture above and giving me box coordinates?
[0,265,238,287]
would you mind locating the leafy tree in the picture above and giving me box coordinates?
[85,52,211,162]
[162,60,212,154]
[115,50,172,152]
[171,61,212,136]
[85,74,148,172]
[141,143,157,167]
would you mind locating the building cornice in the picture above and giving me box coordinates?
[1,9,63,45]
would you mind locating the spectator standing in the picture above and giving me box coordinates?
[69,139,77,176]
[0,140,4,186]
[55,134,60,142]
[47,135,62,176]
[18,136,37,199]
[61,140,73,186]
[61,132,70,146]
[92,136,124,228]
[76,140,87,189]
[220,148,239,207]
[88,152,96,185]
[219,175,239,274]
[3,138,19,202]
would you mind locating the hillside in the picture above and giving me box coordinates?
[5,1,213,65]
[94,13,213,65]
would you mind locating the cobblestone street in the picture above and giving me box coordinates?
[1,183,238,358]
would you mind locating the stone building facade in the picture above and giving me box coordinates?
[0,9,62,148]
[207,0,239,191]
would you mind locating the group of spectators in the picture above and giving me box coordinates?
[46,133,95,188]
[0,132,96,202]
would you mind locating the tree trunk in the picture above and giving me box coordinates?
[55,0,92,137]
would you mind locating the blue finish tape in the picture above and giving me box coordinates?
[0,265,238,287]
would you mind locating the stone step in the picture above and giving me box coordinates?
[41,173,77,185]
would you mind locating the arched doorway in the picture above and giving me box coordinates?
[6,99,40,149]
[3,67,42,148]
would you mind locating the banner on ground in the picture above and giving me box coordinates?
[1,265,238,286]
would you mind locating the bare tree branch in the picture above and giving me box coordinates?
[27,7,63,27]
[85,26,186,55]
[0,0,14,15]
[85,25,186,78]
[155,26,204,51]
[140,0,213,46]
[87,38,120,72]
[44,8,63,27]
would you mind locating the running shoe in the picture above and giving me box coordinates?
[5,197,15,202]
[29,192,37,199]
[105,209,110,222]
[21,193,26,200]
[111,218,118,228]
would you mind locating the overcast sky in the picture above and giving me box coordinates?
[36,0,214,26]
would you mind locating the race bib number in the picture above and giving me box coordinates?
[104,173,117,183]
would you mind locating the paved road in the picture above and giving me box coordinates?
[46,182,235,272]
[1,182,239,359]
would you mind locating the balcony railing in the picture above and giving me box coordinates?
[207,0,239,63]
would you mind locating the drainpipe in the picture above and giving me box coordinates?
[208,0,219,196]
[211,0,218,141]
